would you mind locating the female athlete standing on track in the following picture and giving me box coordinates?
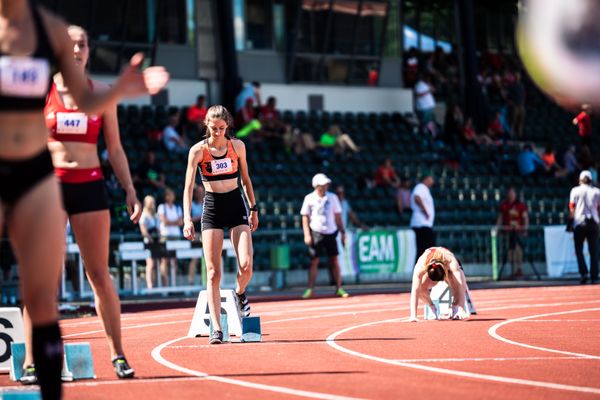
[409,247,470,322]
[0,1,168,397]
[20,25,140,384]
[182,105,258,344]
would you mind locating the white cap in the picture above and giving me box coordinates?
[312,173,331,188]
[580,170,592,182]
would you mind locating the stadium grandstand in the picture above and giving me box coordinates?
[0,0,594,299]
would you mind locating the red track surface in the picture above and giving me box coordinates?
[2,285,600,399]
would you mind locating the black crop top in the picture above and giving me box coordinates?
[0,1,57,111]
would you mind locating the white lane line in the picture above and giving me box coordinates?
[325,317,600,395]
[392,356,590,363]
[488,308,600,359]
[512,319,600,322]
[151,336,366,400]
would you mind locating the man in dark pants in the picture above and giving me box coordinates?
[410,173,436,263]
[569,170,600,284]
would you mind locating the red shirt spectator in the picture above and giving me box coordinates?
[574,110,592,138]
[187,95,207,124]
[374,158,400,188]
[499,200,528,230]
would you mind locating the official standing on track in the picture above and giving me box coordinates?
[0,1,168,398]
[410,173,436,263]
[182,105,258,345]
[300,173,349,299]
[569,170,600,284]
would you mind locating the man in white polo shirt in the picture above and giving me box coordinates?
[569,170,600,284]
[300,173,349,299]
[410,173,436,263]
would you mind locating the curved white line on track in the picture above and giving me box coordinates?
[488,308,600,359]
[325,317,600,395]
[151,336,365,400]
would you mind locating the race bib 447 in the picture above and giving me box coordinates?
[0,56,49,97]
[57,112,88,134]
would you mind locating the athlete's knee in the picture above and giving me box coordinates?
[207,267,222,282]
[85,266,112,290]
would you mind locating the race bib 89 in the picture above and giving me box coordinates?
[57,112,88,134]
[0,56,49,97]
[210,158,233,174]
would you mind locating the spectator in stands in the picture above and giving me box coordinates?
[396,178,413,216]
[157,188,183,287]
[572,104,592,148]
[541,144,567,177]
[461,117,494,147]
[414,74,438,137]
[505,71,525,138]
[319,124,361,158]
[569,170,600,284]
[139,195,160,289]
[496,187,529,279]
[182,105,258,344]
[334,185,367,230]
[517,144,548,177]
[186,185,204,285]
[187,94,207,131]
[410,173,436,262]
[403,47,420,88]
[0,5,168,397]
[300,174,349,299]
[236,97,268,141]
[235,80,261,112]
[487,111,508,142]
[283,128,318,155]
[443,103,463,146]
[409,246,470,321]
[163,109,189,153]
[259,96,290,141]
[563,145,581,177]
[374,158,401,189]
[134,150,166,195]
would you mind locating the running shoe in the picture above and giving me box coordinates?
[236,291,251,317]
[301,288,313,299]
[112,355,135,379]
[19,364,37,385]
[209,330,224,344]
[336,288,349,298]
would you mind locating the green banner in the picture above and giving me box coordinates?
[354,229,416,274]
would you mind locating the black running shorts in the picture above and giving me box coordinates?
[201,188,249,231]
[61,179,109,215]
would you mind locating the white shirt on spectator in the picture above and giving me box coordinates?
[414,80,436,111]
[410,183,435,228]
[300,191,342,234]
[157,203,183,238]
[570,183,600,226]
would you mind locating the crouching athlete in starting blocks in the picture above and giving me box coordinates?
[409,246,471,322]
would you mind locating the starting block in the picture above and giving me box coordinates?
[9,342,25,381]
[1,390,41,400]
[241,317,261,342]
[188,290,243,337]
[424,282,477,320]
[63,343,95,380]
[10,342,95,382]
[209,314,230,342]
